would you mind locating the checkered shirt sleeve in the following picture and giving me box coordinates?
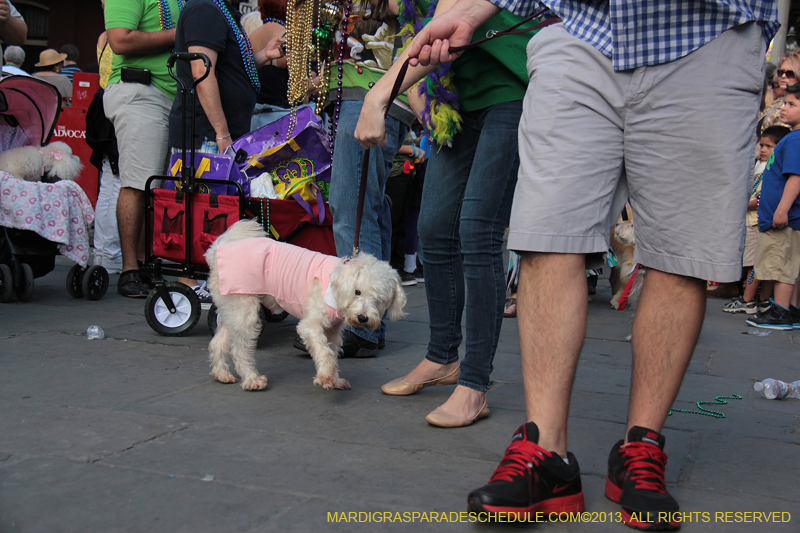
[484,0,780,70]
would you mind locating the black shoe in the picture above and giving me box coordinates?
[791,305,800,329]
[117,270,150,298]
[414,266,424,283]
[605,426,680,530]
[467,422,584,518]
[587,273,598,295]
[292,332,385,356]
[400,270,417,286]
[339,329,380,357]
[745,301,793,330]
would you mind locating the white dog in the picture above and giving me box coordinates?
[205,219,407,391]
[0,141,82,182]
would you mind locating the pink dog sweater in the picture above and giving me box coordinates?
[216,238,343,322]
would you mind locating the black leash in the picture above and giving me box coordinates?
[352,9,559,256]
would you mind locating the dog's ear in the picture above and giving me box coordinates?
[386,269,407,321]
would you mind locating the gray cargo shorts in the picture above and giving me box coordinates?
[508,22,766,282]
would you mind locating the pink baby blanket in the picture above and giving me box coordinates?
[0,173,94,267]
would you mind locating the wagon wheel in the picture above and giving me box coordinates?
[145,282,201,336]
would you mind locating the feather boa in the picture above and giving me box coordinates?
[397,0,461,147]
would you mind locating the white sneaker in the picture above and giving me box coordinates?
[722,298,757,314]
[193,281,213,310]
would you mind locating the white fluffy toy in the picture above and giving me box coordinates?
[0,141,83,182]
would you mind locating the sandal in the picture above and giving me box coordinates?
[117,270,150,298]
[503,297,517,318]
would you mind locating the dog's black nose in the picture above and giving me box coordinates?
[357,314,368,323]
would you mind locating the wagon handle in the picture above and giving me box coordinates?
[167,53,212,90]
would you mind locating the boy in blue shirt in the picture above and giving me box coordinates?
[747,83,800,330]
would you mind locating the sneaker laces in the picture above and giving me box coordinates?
[193,283,212,302]
[620,442,667,493]
[489,439,552,483]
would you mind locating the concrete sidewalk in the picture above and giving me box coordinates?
[0,256,798,532]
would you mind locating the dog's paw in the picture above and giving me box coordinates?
[314,375,351,390]
[241,375,268,390]
[211,371,238,384]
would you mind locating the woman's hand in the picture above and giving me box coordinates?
[261,34,285,61]
[355,92,389,149]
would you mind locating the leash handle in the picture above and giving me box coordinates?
[352,10,558,255]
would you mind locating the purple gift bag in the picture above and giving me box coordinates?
[166,152,250,196]
[231,106,331,201]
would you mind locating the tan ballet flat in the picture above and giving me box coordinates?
[381,364,460,396]
[425,399,490,428]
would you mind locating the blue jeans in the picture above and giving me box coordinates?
[418,101,522,391]
[329,100,408,343]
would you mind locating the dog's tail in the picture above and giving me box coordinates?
[205,219,267,271]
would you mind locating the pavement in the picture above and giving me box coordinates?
[0,256,798,533]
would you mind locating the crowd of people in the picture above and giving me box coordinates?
[721,49,800,333]
[0,0,793,530]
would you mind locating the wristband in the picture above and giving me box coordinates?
[216,134,231,141]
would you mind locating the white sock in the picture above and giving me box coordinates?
[562,456,569,465]
[404,253,417,273]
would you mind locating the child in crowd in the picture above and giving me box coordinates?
[724,125,790,314]
[747,84,800,330]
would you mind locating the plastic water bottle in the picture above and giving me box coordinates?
[86,325,105,340]
[754,379,800,399]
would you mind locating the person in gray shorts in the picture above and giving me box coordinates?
[406,0,778,528]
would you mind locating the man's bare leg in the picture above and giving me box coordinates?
[627,269,705,437]
[117,187,145,272]
[518,252,587,458]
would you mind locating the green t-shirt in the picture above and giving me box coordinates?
[451,11,531,112]
[104,0,181,99]
[412,1,530,112]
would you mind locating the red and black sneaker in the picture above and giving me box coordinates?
[605,426,680,530]
[467,422,585,519]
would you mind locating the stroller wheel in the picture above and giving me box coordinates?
[0,264,13,303]
[207,304,219,335]
[145,282,201,336]
[66,264,85,298]
[16,263,34,302]
[82,265,109,300]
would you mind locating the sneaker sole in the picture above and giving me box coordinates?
[604,478,680,531]
[467,492,585,519]
[744,320,793,330]
[722,307,747,314]
[401,280,417,286]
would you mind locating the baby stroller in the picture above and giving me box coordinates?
[142,54,335,336]
[0,76,108,302]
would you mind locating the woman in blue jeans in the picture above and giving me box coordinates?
[356,2,535,426]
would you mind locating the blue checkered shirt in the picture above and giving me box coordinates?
[488,0,780,70]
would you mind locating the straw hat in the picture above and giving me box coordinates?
[35,49,67,68]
